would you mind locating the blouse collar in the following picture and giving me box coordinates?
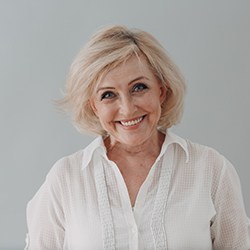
[81,129,189,170]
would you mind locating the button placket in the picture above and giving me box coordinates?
[93,152,115,250]
[108,159,140,249]
[151,144,175,250]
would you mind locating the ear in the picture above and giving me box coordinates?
[159,85,167,104]
[88,99,98,117]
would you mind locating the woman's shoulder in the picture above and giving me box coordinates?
[186,138,224,161]
[46,150,84,182]
[184,137,237,178]
[180,137,242,199]
[169,132,226,166]
[47,136,104,181]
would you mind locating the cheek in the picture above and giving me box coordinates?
[95,105,117,123]
[146,100,162,122]
[145,97,162,112]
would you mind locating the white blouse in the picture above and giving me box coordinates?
[25,131,250,250]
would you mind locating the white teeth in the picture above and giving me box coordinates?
[120,117,143,127]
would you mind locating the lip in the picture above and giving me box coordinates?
[119,115,144,123]
[117,115,146,128]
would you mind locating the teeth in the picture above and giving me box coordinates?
[120,117,143,127]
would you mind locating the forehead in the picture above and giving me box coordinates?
[96,55,154,87]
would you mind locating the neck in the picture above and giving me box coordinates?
[105,130,165,158]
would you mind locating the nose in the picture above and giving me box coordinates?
[119,95,137,117]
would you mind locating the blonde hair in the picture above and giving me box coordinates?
[59,25,186,135]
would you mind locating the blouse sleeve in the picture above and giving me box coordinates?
[210,157,250,249]
[25,161,65,250]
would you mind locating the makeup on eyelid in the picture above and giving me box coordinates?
[99,82,149,101]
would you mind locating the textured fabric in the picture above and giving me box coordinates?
[25,131,250,250]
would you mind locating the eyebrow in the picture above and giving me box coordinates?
[128,76,149,85]
[96,76,149,93]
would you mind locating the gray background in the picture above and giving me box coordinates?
[0,0,249,249]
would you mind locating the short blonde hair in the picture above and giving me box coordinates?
[59,25,186,135]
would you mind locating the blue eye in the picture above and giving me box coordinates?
[133,83,148,92]
[101,91,115,100]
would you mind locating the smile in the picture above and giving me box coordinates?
[119,116,145,127]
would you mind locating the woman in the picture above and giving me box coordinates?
[25,25,250,249]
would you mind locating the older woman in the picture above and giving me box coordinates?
[25,25,250,249]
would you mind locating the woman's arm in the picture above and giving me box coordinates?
[210,157,250,249]
[25,164,65,249]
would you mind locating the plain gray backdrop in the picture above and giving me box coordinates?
[1,0,249,249]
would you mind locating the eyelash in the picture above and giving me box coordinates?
[132,83,148,92]
[100,91,115,100]
[100,83,148,101]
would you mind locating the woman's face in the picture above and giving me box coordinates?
[90,55,166,147]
